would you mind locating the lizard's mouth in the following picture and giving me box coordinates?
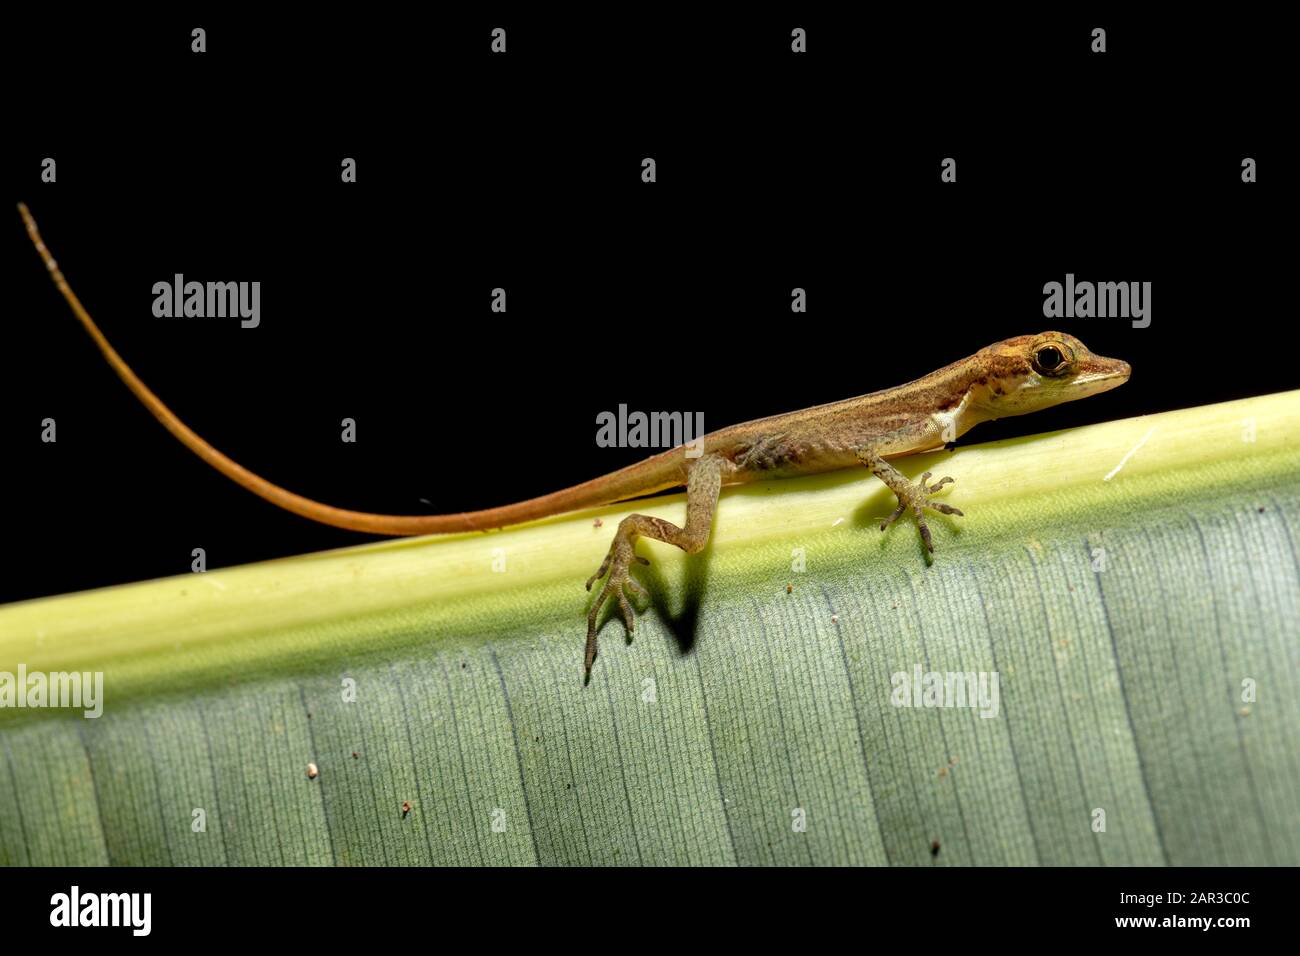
[1069,355,1131,398]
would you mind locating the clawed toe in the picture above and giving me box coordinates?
[584,560,609,591]
[922,473,954,495]
[880,501,907,531]
[616,590,636,632]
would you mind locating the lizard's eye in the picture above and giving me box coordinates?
[1033,345,1069,375]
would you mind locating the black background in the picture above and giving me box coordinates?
[2,10,1287,603]
[0,864,1277,942]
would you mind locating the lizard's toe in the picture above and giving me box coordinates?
[881,501,907,531]
[585,555,611,591]
[922,474,955,495]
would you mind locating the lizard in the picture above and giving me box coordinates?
[18,202,1131,678]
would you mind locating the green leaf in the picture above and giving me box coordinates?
[1,391,1297,865]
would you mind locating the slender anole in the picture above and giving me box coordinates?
[18,203,1131,677]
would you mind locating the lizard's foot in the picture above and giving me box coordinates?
[880,471,964,554]
[584,523,650,678]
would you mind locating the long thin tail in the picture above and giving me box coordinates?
[18,203,679,535]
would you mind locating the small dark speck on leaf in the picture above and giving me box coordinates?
[931,839,941,857]
[352,751,359,759]
[1258,506,1266,513]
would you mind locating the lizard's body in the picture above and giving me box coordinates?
[555,355,1019,501]
[18,203,1131,677]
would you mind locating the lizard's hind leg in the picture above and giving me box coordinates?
[584,455,723,679]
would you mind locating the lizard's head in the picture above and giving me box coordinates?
[971,332,1130,418]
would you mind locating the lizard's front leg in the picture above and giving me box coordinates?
[857,446,963,553]
[584,454,723,678]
